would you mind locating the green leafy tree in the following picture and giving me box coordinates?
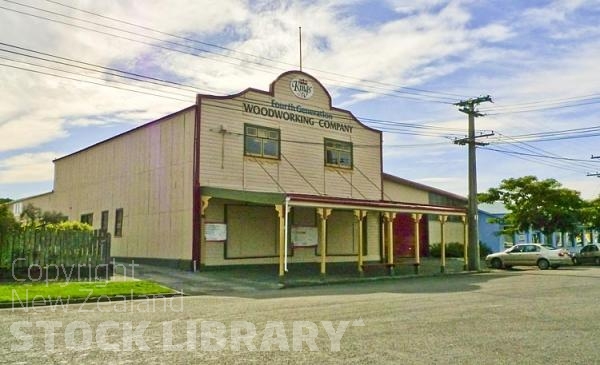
[479,176,584,240]
[20,203,42,227]
[0,201,19,237]
[581,197,600,231]
[40,210,68,225]
[17,204,79,231]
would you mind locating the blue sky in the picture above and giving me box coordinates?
[1,0,600,200]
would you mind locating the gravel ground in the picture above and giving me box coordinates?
[1,266,599,364]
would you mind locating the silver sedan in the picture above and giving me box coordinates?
[486,243,572,270]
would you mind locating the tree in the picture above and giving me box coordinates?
[41,210,68,225]
[12,203,88,231]
[0,202,18,237]
[581,197,600,231]
[479,176,584,240]
[20,203,42,226]
[18,204,70,228]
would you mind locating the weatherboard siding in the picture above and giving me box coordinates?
[198,71,382,200]
[383,180,429,204]
[50,108,196,260]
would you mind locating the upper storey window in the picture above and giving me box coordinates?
[244,124,280,159]
[325,138,352,169]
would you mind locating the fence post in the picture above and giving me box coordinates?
[106,232,112,279]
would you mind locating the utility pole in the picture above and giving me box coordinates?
[587,155,600,177]
[454,95,493,271]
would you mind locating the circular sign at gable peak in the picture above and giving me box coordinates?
[290,77,314,99]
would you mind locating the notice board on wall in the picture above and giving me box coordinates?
[291,226,318,247]
[205,223,227,241]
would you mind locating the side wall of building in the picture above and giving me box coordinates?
[382,180,429,204]
[383,177,466,250]
[48,108,196,263]
[478,211,504,253]
[9,193,55,219]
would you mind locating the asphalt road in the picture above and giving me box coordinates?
[1,266,599,364]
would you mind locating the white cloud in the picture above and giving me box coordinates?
[520,0,590,29]
[0,116,68,152]
[389,0,451,15]
[470,24,514,42]
[1,0,599,200]
[0,152,57,183]
[561,177,600,200]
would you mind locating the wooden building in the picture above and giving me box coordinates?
[10,71,468,279]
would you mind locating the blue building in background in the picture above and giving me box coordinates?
[478,202,510,253]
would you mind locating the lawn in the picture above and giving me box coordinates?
[0,280,177,305]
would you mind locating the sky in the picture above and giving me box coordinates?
[1,0,600,201]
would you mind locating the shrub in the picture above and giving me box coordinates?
[479,242,493,257]
[46,221,93,232]
[430,242,492,258]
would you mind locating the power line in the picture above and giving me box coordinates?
[0,1,459,104]
[1,40,463,131]
[0,62,191,102]
[489,132,600,171]
[43,0,293,67]
[42,0,469,100]
[480,147,591,174]
[4,0,600,118]
[481,147,600,163]
[6,40,598,145]
[6,57,595,173]
[0,4,282,76]
[360,116,485,133]
[7,7,598,145]
[0,51,463,139]
[0,42,218,93]
[482,99,600,115]
[481,93,600,111]
[496,125,600,139]
[209,126,455,149]
[480,129,599,172]
[199,100,466,139]
[493,130,600,143]
[2,0,266,67]
[0,49,195,97]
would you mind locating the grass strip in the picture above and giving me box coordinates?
[0,280,176,304]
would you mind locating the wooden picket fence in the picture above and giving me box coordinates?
[0,229,111,279]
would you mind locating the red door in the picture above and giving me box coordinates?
[393,214,429,258]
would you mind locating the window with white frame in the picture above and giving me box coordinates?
[244,124,280,159]
[324,138,352,169]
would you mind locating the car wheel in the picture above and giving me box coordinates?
[537,259,550,270]
[491,258,503,269]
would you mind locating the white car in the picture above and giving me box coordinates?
[486,243,572,270]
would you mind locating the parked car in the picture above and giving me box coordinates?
[572,244,600,265]
[485,243,572,270]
